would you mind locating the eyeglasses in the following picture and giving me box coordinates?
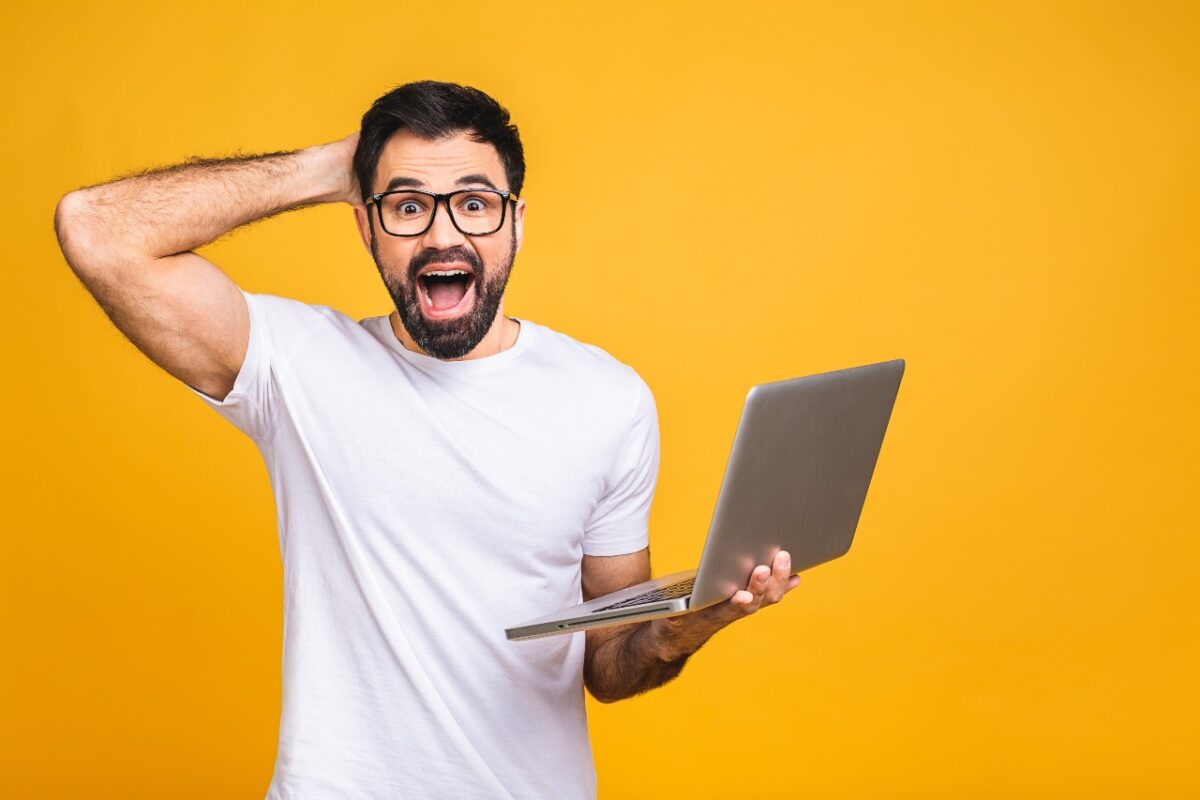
[365,188,518,237]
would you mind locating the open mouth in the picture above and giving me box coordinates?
[416,267,477,319]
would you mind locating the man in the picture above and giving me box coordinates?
[54,81,799,799]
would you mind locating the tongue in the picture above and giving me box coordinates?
[428,280,468,311]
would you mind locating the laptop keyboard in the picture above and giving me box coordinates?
[597,576,695,612]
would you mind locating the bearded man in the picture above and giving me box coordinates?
[54,80,797,799]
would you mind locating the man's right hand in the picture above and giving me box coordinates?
[54,133,361,402]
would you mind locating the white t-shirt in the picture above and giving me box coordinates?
[187,289,659,800]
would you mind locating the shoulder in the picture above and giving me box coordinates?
[524,320,654,407]
[243,290,374,337]
[242,290,372,360]
[245,290,356,327]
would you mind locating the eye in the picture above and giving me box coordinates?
[456,195,489,214]
[455,192,498,215]
[385,193,431,217]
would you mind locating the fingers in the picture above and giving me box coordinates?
[729,564,772,613]
[765,550,792,604]
[727,551,800,618]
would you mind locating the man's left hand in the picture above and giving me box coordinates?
[647,550,801,663]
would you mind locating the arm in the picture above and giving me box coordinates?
[53,133,361,401]
[582,548,801,704]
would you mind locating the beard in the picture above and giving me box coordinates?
[370,224,517,360]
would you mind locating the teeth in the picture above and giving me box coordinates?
[423,269,468,277]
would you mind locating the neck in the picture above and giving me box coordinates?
[389,304,519,361]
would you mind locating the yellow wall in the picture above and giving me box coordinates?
[4,1,1197,796]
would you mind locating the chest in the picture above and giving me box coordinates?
[274,341,624,550]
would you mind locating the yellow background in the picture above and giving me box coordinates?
[3,1,1197,797]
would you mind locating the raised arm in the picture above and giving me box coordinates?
[52,133,361,401]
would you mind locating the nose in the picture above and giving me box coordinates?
[423,197,468,250]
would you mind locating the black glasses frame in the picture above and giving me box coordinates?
[364,188,519,237]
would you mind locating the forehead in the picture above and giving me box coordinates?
[374,129,507,193]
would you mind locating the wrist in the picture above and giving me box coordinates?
[301,140,359,206]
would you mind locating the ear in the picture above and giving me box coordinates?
[513,198,526,254]
[353,203,372,254]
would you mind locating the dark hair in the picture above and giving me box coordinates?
[353,80,525,202]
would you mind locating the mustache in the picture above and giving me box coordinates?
[408,246,484,282]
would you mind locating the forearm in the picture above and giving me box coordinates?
[57,141,351,268]
[583,615,722,703]
[582,553,801,704]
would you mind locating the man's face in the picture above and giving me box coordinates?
[354,129,525,360]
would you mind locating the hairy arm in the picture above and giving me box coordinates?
[582,548,800,704]
[53,133,361,400]
[581,549,687,703]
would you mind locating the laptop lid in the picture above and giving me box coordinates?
[688,359,905,609]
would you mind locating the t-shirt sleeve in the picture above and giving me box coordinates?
[185,289,309,442]
[582,373,661,557]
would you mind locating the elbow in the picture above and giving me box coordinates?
[55,190,113,276]
[54,191,93,272]
[582,667,626,704]
[54,192,77,250]
[54,190,89,243]
[585,681,624,704]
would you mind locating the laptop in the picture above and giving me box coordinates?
[505,358,906,641]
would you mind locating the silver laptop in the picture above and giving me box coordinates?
[505,358,905,641]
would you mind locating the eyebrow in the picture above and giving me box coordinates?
[382,173,499,192]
